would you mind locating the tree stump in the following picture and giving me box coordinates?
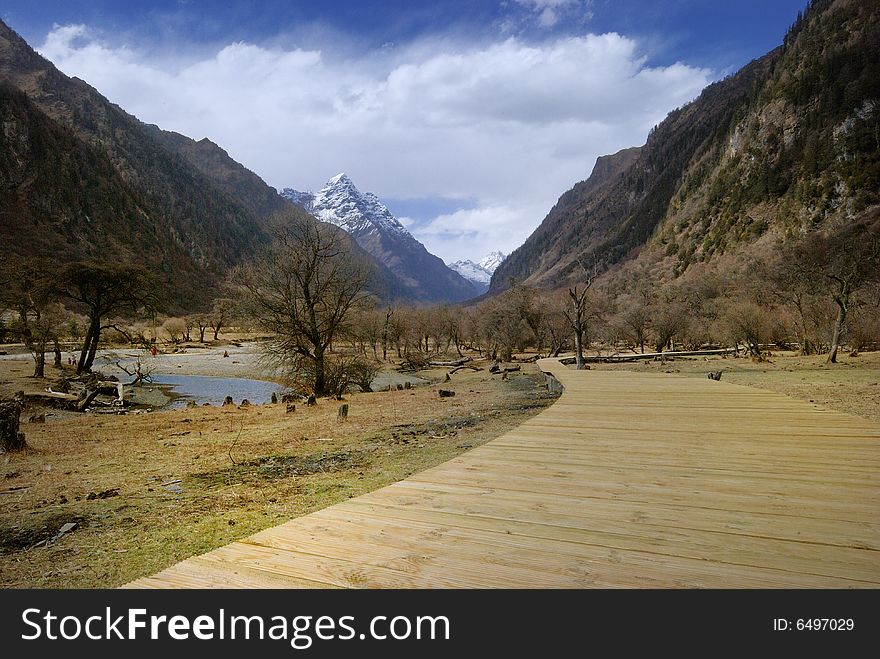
[306,395,317,407]
[222,396,235,406]
[707,371,722,381]
[0,392,27,452]
[404,381,412,389]
[337,403,349,422]
[271,392,278,404]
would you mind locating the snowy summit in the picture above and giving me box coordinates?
[448,251,507,294]
[280,173,410,240]
[280,174,479,303]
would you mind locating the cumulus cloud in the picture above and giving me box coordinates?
[38,24,710,262]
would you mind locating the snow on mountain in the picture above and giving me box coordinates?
[282,173,413,242]
[447,252,507,294]
[279,187,314,210]
[448,259,492,284]
[280,173,478,303]
[479,251,507,273]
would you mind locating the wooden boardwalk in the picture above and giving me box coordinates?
[128,360,880,588]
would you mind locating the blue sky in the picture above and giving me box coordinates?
[2,1,808,262]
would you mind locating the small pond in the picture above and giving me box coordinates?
[152,374,285,409]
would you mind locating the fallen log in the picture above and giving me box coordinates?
[76,389,102,412]
[559,347,738,364]
[429,357,472,367]
[449,365,482,374]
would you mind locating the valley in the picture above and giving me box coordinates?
[0,0,878,596]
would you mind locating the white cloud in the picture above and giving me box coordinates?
[513,0,591,30]
[38,25,710,263]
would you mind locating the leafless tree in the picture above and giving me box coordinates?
[163,317,186,344]
[209,298,235,341]
[564,259,600,369]
[194,314,211,342]
[238,215,371,397]
[0,257,64,377]
[780,212,880,363]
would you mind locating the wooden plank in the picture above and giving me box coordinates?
[127,360,880,589]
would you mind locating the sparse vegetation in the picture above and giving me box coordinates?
[0,361,556,588]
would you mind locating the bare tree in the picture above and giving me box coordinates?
[239,216,371,397]
[209,298,235,341]
[616,294,651,354]
[381,305,395,360]
[480,295,530,362]
[0,257,67,377]
[163,317,186,344]
[564,259,600,369]
[13,303,68,378]
[781,212,880,363]
[544,290,573,357]
[721,299,777,357]
[194,314,211,342]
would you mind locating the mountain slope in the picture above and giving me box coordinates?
[146,128,292,229]
[0,80,222,309]
[282,174,478,303]
[492,0,879,292]
[0,20,407,309]
[0,19,273,307]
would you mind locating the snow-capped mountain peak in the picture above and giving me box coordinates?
[327,172,351,186]
[283,173,410,240]
[279,173,479,303]
[479,250,507,273]
[447,251,507,294]
[448,259,492,285]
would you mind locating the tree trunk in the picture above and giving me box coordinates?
[826,302,846,364]
[53,340,62,368]
[78,318,100,375]
[83,328,100,374]
[198,327,206,342]
[0,394,27,452]
[213,326,220,341]
[33,351,45,378]
[575,329,584,370]
[313,350,326,397]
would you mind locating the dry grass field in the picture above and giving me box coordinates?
[0,358,556,588]
[591,350,880,422]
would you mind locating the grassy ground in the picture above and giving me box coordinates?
[588,349,880,422]
[0,360,556,588]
